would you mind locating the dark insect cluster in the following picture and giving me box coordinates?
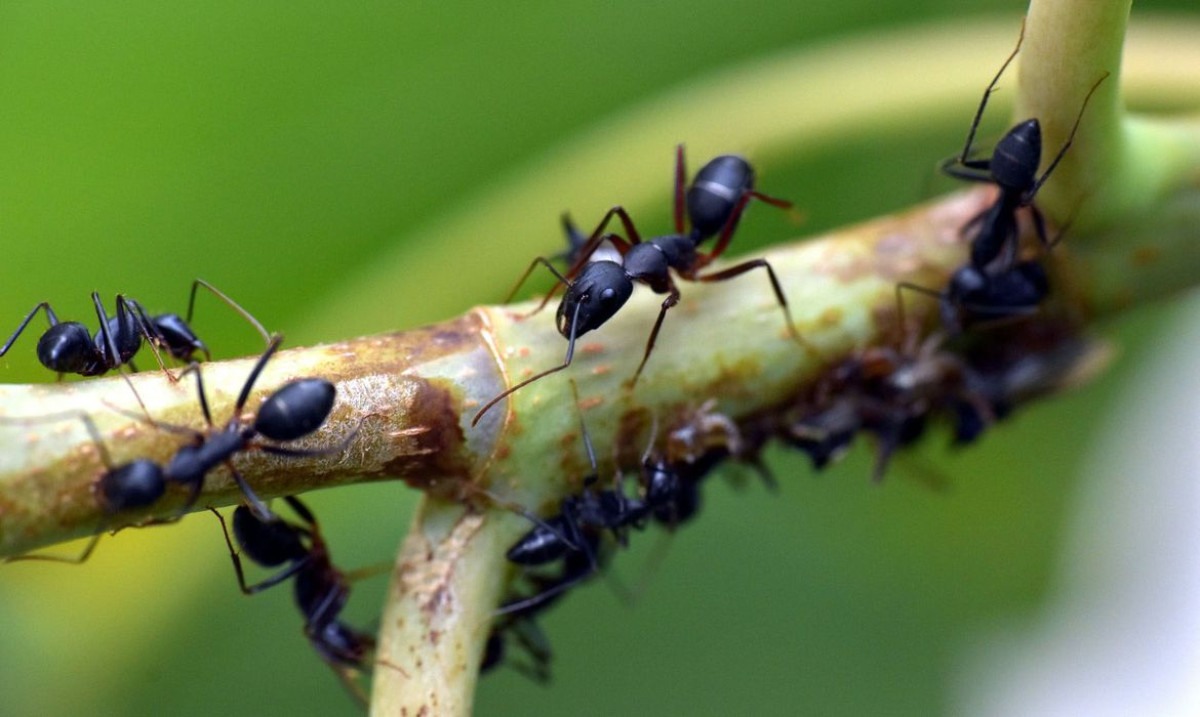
[484,400,758,680]
[476,21,1110,687]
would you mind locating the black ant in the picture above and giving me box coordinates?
[152,334,351,521]
[498,384,650,615]
[472,145,799,426]
[5,339,351,562]
[213,496,375,705]
[0,279,269,379]
[897,21,1106,332]
[940,22,1105,271]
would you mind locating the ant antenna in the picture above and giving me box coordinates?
[471,301,584,427]
[1028,71,1110,197]
[955,18,1026,165]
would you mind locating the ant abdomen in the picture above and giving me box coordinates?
[687,155,755,239]
[254,378,337,442]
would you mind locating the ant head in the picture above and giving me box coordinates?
[687,155,754,239]
[36,322,95,373]
[254,378,337,442]
[556,261,633,339]
[97,459,166,512]
[991,119,1041,192]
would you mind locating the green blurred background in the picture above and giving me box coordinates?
[0,2,1195,715]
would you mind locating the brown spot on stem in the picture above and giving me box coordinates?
[383,378,474,500]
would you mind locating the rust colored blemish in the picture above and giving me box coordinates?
[577,394,603,411]
[580,342,605,355]
[614,407,651,463]
[1131,245,1162,267]
[590,364,612,376]
[428,629,441,646]
[517,347,531,358]
[382,378,474,500]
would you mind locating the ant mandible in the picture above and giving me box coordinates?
[0,279,269,379]
[213,496,376,705]
[472,145,800,426]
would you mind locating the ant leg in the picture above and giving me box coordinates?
[506,256,572,316]
[91,292,126,373]
[210,508,309,593]
[895,281,946,335]
[1029,72,1109,196]
[119,296,174,376]
[226,463,276,522]
[627,284,681,388]
[233,334,285,413]
[4,524,105,565]
[471,301,585,427]
[561,206,641,280]
[695,259,811,353]
[698,189,794,269]
[0,302,58,357]
[496,543,600,617]
[187,279,271,347]
[939,160,995,184]
[948,18,1025,170]
[673,144,687,234]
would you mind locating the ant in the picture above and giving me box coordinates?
[472,145,800,426]
[4,339,351,563]
[213,496,375,705]
[0,279,269,379]
[898,21,1107,332]
[498,384,650,615]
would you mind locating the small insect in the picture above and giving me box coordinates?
[213,496,375,705]
[0,279,269,379]
[897,22,1106,333]
[783,326,996,482]
[939,22,1106,272]
[472,145,799,426]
